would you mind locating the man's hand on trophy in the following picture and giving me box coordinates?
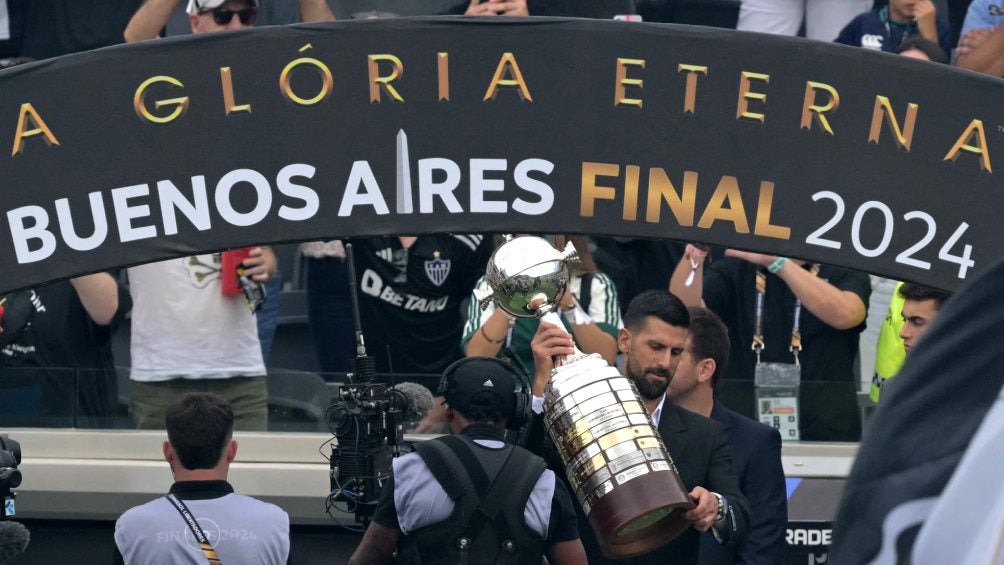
[530,321,575,395]
[684,486,719,532]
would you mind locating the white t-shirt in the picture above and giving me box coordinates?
[128,255,265,382]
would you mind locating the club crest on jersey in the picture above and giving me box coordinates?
[425,251,450,286]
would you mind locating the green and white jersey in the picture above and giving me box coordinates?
[462,272,622,380]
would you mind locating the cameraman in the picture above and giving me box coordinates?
[349,357,585,565]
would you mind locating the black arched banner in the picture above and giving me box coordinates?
[2,17,1001,294]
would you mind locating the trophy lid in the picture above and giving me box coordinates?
[476,236,578,319]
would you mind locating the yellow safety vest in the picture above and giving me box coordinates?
[870,281,906,403]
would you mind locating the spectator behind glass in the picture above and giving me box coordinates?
[835,0,953,56]
[670,245,871,442]
[736,0,871,42]
[301,241,354,376]
[463,235,621,384]
[299,8,392,378]
[346,235,492,376]
[0,274,130,428]
[591,237,688,316]
[0,57,130,429]
[121,0,326,431]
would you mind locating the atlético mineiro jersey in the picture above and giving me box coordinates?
[348,235,492,376]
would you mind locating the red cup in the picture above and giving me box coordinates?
[220,248,253,295]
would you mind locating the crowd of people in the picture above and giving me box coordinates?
[0,0,985,562]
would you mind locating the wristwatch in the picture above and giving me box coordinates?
[712,492,727,522]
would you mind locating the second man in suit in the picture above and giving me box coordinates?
[670,307,788,565]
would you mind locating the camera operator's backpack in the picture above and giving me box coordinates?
[397,435,548,565]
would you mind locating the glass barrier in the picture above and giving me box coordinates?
[0,365,872,443]
[717,378,865,443]
[0,366,446,433]
[2,240,899,443]
[0,367,115,429]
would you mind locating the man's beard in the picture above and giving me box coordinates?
[625,354,672,401]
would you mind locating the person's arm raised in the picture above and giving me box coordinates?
[124,0,183,42]
[668,244,708,307]
[956,24,1004,77]
[725,250,866,330]
[298,0,336,22]
[70,274,120,326]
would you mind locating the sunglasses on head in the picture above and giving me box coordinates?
[200,7,257,26]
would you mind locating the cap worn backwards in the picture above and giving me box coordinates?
[186,0,260,15]
[438,357,518,417]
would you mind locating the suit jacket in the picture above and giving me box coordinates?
[528,402,750,564]
[699,401,787,565]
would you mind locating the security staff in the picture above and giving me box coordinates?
[349,357,586,565]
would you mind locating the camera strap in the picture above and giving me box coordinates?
[166,494,222,565]
[752,263,820,366]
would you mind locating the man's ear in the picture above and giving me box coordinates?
[163,441,174,464]
[225,439,237,463]
[697,358,716,385]
[618,328,632,355]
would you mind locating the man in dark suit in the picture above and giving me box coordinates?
[670,307,787,565]
[530,290,750,563]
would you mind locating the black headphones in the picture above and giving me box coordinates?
[437,357,532,430]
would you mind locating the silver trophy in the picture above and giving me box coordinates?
[477,235,693,559]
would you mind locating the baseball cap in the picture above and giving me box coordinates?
[186,0,259,15]
[438,357,518,417]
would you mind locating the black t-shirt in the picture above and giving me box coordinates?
[703,259,870,441]
[0,277,131,424]
[348,236,491,376]
[592,237,686,314]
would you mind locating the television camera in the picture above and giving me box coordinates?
[326,244,420,528]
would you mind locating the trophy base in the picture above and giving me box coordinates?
[588,470,695,559]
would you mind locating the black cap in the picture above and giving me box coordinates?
[438,357,517,417]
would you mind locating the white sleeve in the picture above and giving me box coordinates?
[589,272,623,330]
[462,276,495,345]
